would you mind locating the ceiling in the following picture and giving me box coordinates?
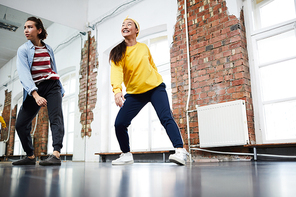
[0,4,53,69]
[0,0,140,70]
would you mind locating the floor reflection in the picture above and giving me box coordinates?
[0,165,61,197]
[0,161,296,197]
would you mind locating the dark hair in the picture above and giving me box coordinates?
[109,40,127,65]
[27,16,48,40]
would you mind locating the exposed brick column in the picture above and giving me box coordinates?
[171,0,255,150]
[1,88,50,156]
[1,90,17,155]
[79,32,98,138]
[1,90,11,143]
[33,107,49,156]
[6,105,16,155]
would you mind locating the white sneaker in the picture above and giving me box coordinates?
[169,148,189,165]
[112,152,134,165]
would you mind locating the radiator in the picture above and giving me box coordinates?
[196,100,249,148]
[0,141,5,156]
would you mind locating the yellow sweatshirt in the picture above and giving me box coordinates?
[111,42,163,95]
[0,116,6,128]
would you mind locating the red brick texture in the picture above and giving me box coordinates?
[171,0,255,152]
[1,90,50,157]
[79,32,98,138]
[32,107,49,156]
[1,90,14,155]
[6,105,16,156]
[1,90,11,143]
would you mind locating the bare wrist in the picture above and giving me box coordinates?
[32,91,38,98]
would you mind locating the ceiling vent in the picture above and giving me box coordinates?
[0,19,21,32]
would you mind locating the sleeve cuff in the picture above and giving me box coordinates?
[28,87,38,96]
[113,88,122,95]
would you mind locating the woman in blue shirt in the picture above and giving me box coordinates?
[12,17,64,166]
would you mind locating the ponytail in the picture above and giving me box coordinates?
[109,40,126,65]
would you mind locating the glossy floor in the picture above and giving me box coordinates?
[0,161,296,197]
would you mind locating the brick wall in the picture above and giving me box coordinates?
[1,90,14,155]
[1,89,49,156]
[33,107,49,156]
[79,32,98,138]
[1,90,11,142]
[171,0,255,156]
[6,105,16,155]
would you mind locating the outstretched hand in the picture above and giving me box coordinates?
[114,92,125,107]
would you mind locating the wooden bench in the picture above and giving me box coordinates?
[95,150,173,162]
[244,143,296,161]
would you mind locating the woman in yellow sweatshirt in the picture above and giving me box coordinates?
[0,115,6,137]
[0,116,6,129]
[110,17,188,165]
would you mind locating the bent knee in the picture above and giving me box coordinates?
[114,119,130,130]
[15,120,23,132]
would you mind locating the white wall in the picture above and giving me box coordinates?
[226,0,244,19]
[0,56,21,111]
[88,0,129,24]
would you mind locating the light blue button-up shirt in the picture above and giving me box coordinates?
[16,40,65,102]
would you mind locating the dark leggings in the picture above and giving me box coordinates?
[15,80,64,156]
[114,83,183,153]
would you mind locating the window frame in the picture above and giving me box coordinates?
[244,0,296,144]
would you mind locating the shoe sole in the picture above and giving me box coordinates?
[112,160,134,165]
[169,155,185,165]
[12,163,36,165]
[39,162,61,166]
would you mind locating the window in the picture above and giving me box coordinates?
[252,0,296,30]
[48,73,76,154]
[109,34,174,152]
[246,0,296,143]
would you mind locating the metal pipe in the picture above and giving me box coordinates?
[191,147,296,159]
[31,114,38,146]
[253,147,257,161]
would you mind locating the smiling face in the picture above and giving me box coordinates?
[121,19,139,39]
[24,20,42,42]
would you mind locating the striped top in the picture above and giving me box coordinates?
[31,46,59,84]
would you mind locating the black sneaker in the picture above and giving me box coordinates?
[12,156,36,165]
[39,155,61,166]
